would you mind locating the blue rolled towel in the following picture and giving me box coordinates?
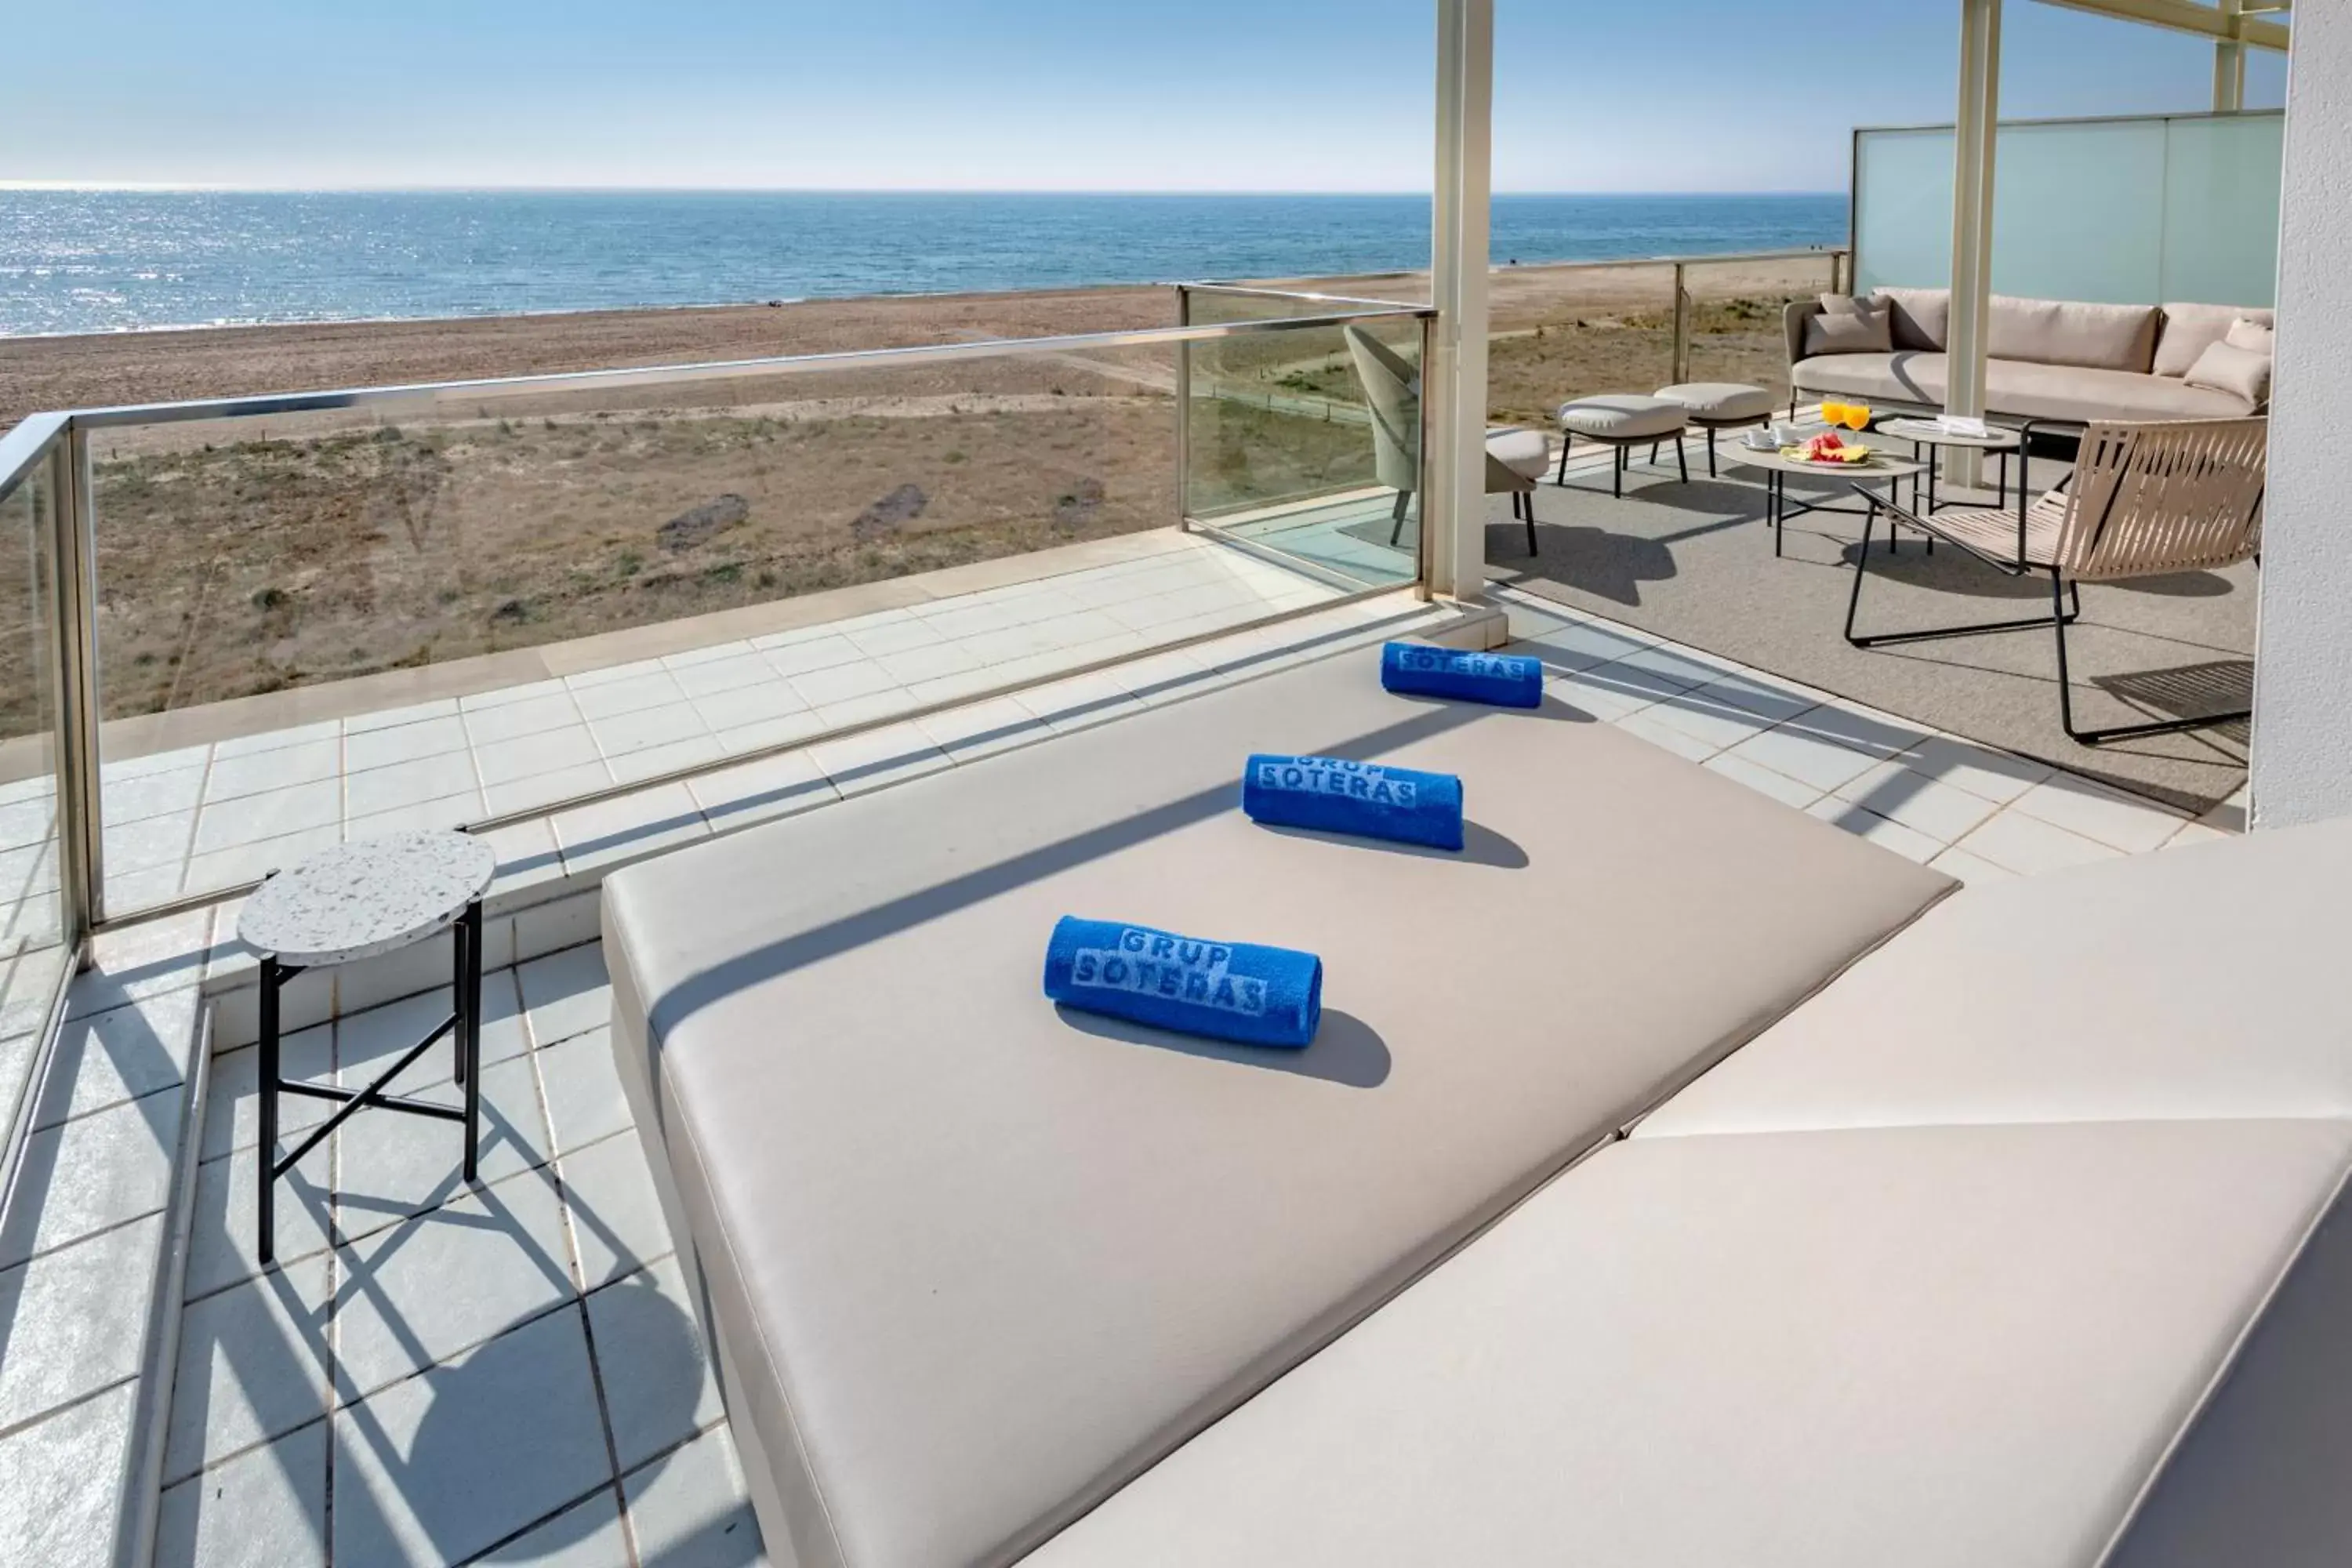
[1380,641,1544,709]
[1242,753,1465,851]
[1043,917,1322,1048]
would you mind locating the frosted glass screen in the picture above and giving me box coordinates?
[1853,111,2280,308]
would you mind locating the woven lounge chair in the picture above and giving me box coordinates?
[1344,325,1547,547]
[1842,417,2265,745]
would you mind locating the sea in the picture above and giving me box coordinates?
[0,189,1846,339]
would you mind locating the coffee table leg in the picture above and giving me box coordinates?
[256,956,280,1266]
[459,901,483,1181]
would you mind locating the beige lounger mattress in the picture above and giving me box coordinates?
[602,642,1951,1568]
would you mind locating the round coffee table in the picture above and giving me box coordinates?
[1719,443,1926,558]
[238,830,499,1264]
[1876,416,2026,516]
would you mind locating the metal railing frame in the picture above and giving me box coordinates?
[0,296,1439,938]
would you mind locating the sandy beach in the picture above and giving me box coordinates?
[0,254,1832,728]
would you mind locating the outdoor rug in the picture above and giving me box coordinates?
[1475,445,2252,816]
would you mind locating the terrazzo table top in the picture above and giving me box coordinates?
[237,831,498,967]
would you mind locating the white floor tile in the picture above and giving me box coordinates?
[1805,797,1947,864]
[536,1029,630,1156]
[162,1254,334,1483]
[194,781,342,855]
[462,692,586,749]
[590,1257,724,1473]
[621,1425,769,1567]
[1951,808,2125,876]
[1904,731,2053,805]
[473,725,603,788]
[155,1418,328,1568]
[1613,710,1723,764]
[1833,760,2002,845]
[915,697,1050,761]
[550,783,707,876]
[557,1131,675,1290]
[846,616,947,657]
[570,670,688,723]
[691,681,812,735]
[330,1305,608,1566]
[518,946,612,1051]
[205,741,343,804]
[1701,753,1826,811]
[587,702,710,760]
[483,763,612,820]
[760,633,865,677]
[330,1174,575,1404]
[789,658,901,709]
[690,750,838,832]
[344,717,470,774]
[1719,724,1882,794]
[2006,773,2188,854]
[608,735,726,786]
[808,724,953,796]
[344,753,479,818]
[1926,846,2019,885]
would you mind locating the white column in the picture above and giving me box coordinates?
[1944,0,2002,490]
[1428,0,1493,603]
[2215,0,2247,112]
[2250,7,2352,828]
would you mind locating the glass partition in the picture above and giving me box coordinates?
[0,434,71,1059]
[76,307,1429,916]
[1486,261,1676,429]
[1180,300,1425,589]
[1854,110,2284,307]
[1682,253,1846,405]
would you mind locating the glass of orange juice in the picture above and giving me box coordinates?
[1841,402,1872,432]
[1820,400,1848,428]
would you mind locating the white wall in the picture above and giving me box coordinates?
[2249,9,2352,829]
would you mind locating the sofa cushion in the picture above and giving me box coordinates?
[2184,339,2273,405]
[1873,285,1949,350]
[1027,1118,2352,1568]
[601,638,1951,1568]
[1636,819,2352,1140]
[1988,295,2160,373]
[2155,302,2278,379]
[1805,296,1893,356]
[1793,352,2259,423]
[1653,381,1776,422]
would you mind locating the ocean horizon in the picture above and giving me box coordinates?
[0,189,1847,339]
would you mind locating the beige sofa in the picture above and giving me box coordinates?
[1785,287,2273,427]
[606,636,2348,1568]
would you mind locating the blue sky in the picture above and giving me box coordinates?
[1,2,2288,191]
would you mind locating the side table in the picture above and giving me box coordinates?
[237,830,499,1264]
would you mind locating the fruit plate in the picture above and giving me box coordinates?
[1777,446,1877,466]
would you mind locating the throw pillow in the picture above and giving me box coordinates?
[1805,296,1892,356]
[2183,339,2272,405]
[2225,318,2276,356]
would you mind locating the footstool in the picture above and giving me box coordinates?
[1555,395,1690,498]
[1653,382,1777,476]
[238,830,499,1264]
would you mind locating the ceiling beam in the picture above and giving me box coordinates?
[2036,0,2289,51]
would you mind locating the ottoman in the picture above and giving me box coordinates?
[1653,382,1777,476]
[1555,394,1690,498]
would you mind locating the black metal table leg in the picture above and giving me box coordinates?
[257,956,281,1265]
[459,900,482,1181]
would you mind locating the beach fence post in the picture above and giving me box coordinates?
[48,424,104,933]
[1671,263,1691,387]
[1174,284,1192,531]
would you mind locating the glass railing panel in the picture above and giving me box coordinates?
[1682,252,1845,408]
[82,320,1416,915]
[1485,262,1677,431]
[1181,313,1424,590]
[0,440,71,1051]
